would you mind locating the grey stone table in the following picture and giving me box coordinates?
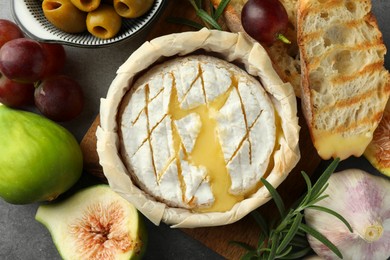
[1,1,389,259]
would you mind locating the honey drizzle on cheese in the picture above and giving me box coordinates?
[168,67,243,212]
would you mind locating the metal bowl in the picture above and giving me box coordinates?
[11,0,166,48]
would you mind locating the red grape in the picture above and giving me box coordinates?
[241,0,290,45]
[41,43,66,77]
[0,72,35,108]
[0,38,46,83]
[0,19,24,49]
[34,75,84,122]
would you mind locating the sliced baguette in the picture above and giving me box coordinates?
[211,0,302,97]
[297,0,390,160]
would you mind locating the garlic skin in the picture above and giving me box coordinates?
[304,169,390,260]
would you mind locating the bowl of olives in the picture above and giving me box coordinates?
[11,0,165,48]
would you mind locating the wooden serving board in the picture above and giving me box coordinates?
[80,1,322,259]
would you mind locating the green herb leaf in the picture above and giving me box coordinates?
[241,250,258,260]
[277,212,303,253]
[276,246,293,259]
[268,232,279,259]
[208,1,215,17]
[189,0,201,9]
[299,171,312,206]
[256,231,267,250]
[261,177,286,218]
[310,158,340,199]
[169,0,230,30]
[288,235,310,248]
[251,210,269,236]
[276,246,293,258]
[196,8,223,30]
[300,223,343,259]
[308,194,329,206]
[213,0,231,20]
[313,183,329,202]
[194,0,202,7]
[308,205,353,232]
[279,247,313,259]
[301,171,312,191]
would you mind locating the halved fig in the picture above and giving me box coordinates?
[364,101,390,177]
[35,184,147,259]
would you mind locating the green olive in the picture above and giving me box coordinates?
[70,0,101,12]
[42,0,87,33]
[86,4,122,39]
[113,0,154,18]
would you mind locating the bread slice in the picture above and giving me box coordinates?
[211,0,302,97]
[297,0,390,160]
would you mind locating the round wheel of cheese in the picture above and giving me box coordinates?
[97,29,300,228]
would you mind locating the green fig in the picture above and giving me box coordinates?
[0,104,82,204]
[36,185,147,260]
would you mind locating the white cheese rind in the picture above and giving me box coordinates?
[215,87,247,163]
[181,76,205,110]
[157,159,185,208]
[180,159,212,207]
[129,141,161,199]
[150,116,175,177]
[172,59,202,110]
[122,111,148,159]
[201,62,232,103]
[237,77,263,127]
[227,140,254,193]
[147,73,172,130]
[174,113,202,154]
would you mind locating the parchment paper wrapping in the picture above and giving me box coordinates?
[96,28,300,228]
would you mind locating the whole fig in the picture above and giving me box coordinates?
[0,104,82,204]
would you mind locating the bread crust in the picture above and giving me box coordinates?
[211,0,302,97]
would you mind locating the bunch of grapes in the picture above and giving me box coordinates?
[0,19,84,122]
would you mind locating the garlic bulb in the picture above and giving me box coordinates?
[304,169,390,260]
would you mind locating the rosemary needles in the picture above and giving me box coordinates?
[235,158,353,259]
[167,0,231,30]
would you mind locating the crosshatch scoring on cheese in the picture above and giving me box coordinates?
[118,55,279,213]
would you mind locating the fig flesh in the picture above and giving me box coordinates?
[35,185,147,260]
[0,104,82,204]
[364,102,390,177]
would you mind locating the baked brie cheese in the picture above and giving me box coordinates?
[97,29,300,227]
[118,55,276,212]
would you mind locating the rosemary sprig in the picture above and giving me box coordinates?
[234,158,353,259]
[167,0,231,30]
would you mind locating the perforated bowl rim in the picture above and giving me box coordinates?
[11,0,166,48]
